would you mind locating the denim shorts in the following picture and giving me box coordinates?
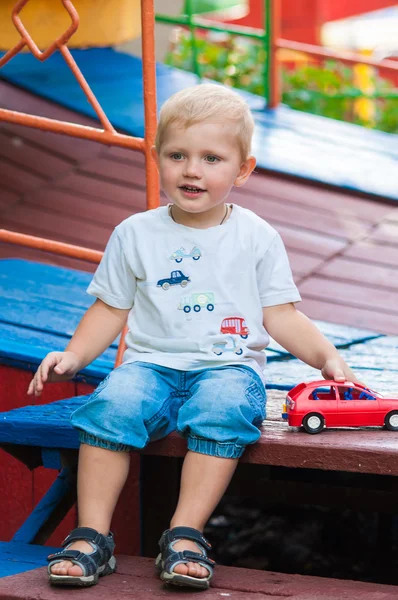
[71,361,267,459]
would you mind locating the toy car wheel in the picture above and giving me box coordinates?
[302,413,324,434]
[385,411,398,431]
[175,258,182,263]
[183,306,191,313]
[240,334,248,339]
[213,349,223,356]
[192,255,200,260]
[181,280,189,287]
[235,348,243,355]
[193,305,201,312]
[162,282,170,290]
[207,304,214,311]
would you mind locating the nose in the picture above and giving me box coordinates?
[183,158,202,178]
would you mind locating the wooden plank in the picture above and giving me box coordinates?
[287,251,325,279]
[0,159,46,194]
[245,172,395,223]
[0,132,74,180]
[345,241,398,267]
[318,257,398,291]
[367,221,398,246]
[1,205,112,250]
[57,171,146,208]
[230,192,372,240]
[79,157,146,188]
[299,276,398,314]
[300,297,398,337]
[1,555,398,598]
[103,145,145,165]
[0,187,20,212]
[3,391,398,476]
[28,188,133,229]
[275,223,347,257]
[0,122,102,164]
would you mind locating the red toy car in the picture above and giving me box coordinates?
[282,380,398,434]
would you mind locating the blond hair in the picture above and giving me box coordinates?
[155,84,255,160]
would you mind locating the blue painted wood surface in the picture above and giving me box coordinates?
[0,395,86,449]
[0,259,116,382]
[0,542,60,577]
[1,48,397,200]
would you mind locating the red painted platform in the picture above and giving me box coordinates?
[1,81,398,335]
[1,555,398,599]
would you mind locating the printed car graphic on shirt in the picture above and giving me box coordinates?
[220,317,249,339]
[157,270,190,290]
[212,336,243,356]
[169,246,202,263]
[178,292,215,313]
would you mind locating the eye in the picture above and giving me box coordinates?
[205,155,220,163]
[170,152,184,161]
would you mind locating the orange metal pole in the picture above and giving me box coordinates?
[0,230,103,263]
[269,0,281,109]
[141,0,160,210]
[0,108,146,150]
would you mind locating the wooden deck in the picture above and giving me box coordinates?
[2,556,398,600]
[1,81,398,334]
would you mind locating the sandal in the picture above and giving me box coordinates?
[47,526,116,587]
[156,526,215,590]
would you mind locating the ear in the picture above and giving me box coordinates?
[234,156,256,187]
[150,145,159,170]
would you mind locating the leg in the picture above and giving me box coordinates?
[161,365,266,583]
[171,450,238,578]
[51,362,178,579]
[50,443,130,576]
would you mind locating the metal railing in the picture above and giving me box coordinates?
[0,0,159,210]
[156,0,398,109]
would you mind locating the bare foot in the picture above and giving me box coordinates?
[171,539,210,579]
[50,540,93,577]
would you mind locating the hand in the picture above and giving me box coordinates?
[321,357,359,384]
[27,351,81,397]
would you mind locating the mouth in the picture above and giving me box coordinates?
[179,185,206,193]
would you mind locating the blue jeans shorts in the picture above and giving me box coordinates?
[71,361,266,459]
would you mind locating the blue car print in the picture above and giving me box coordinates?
[157,270,190,290]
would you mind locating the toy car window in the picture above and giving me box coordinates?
[338,387,377,401]
[310,386,336,401]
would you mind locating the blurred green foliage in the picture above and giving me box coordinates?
[165,32,398,134]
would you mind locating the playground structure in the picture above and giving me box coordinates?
[0,0,398,596]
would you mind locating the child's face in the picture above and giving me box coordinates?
[154,120,255,216]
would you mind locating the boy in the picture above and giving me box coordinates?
[28,84,357,590]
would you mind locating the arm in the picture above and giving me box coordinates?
[66,298,128,366]
[28,299,129,396]
[262,303,358,382]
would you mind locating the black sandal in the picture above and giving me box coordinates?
[47,526,116,587]
[156,526,215,590]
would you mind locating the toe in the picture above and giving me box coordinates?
[172,562,208,579]
[173,563,189,576]
[187,562,209,579]
[50,561,83,577]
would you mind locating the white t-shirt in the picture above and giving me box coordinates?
[87,204,301,381]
